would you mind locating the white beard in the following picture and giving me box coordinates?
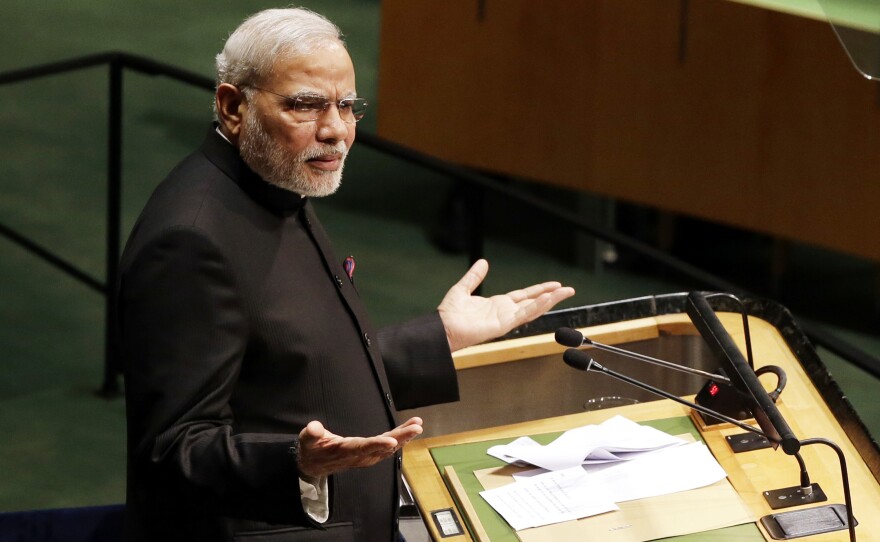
[238,110,347,198]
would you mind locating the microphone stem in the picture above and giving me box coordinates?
[588,340,732,383]
[794,452,812,494]
[588,360,772,442]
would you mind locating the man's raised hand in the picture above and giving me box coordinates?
[438,259,575,352]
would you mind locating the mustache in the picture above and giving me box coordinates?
[299,143,348,162]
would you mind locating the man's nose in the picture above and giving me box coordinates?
[315,104,351,142]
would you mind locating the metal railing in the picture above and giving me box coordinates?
[1,52,878,396]
[0,52,219,396]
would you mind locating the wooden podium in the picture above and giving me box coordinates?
[399,294,880,540]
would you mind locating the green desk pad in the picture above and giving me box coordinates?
[429,416,763,541]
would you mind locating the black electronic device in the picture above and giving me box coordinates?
[694,364,787,428]
[694,369,752,425]
[725,432,772,453]
[761,504,857,540]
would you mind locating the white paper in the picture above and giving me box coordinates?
[487,436,541,465]
[583,441,728,503]
[481,437,729,532]
[490,415,686,471]
[479,466,619,531]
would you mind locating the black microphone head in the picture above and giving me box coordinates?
[562,348,594,371]
[555,327,585,347]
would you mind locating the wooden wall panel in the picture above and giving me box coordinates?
[378,0,880,260]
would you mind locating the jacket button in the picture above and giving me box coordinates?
[364,332,372,346]
[385,392,393,406]
[334,275,343,288]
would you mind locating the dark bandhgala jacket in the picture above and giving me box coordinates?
[118,128,459,541]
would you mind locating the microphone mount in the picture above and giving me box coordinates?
[562,348,770,441]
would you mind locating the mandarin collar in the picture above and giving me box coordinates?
[199,126,307,216]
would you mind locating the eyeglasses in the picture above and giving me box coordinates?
[247,86,368,124]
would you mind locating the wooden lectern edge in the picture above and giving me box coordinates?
[452,314,706,370]
[443,466,491,542]
[405,440,465,541]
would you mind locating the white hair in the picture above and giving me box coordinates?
[214,7,345,113]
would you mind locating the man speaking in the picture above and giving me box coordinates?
[118,7,574,541]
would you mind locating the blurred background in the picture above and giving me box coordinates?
[1,0,878,513]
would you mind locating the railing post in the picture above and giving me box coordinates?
[100,56,123,397]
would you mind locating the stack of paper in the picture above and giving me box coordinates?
[479,416,730,532]
[487,415,687,471]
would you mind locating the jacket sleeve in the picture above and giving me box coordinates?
[377,312,459,411]
[120,226,315,525]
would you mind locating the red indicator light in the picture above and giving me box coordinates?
[708,383,720,397]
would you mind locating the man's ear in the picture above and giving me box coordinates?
[216,83,246,142]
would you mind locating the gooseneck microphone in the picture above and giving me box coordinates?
[554,327,593,348]
[561,348,771,440]
[555,327,731,384]
[560,347,595,370]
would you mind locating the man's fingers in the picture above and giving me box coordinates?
[299,420,326,444]
[357,419,423,458]
[511,292,551,322]
[390,426,422,446]
[453,259,489,295]
[506,281,564,303]
[382,418,423,448]
[550,286,576,305]
[511,287,576,324]
[393,417,424,433]
[351,435,399,456]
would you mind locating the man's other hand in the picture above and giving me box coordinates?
[297,417,423,479]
